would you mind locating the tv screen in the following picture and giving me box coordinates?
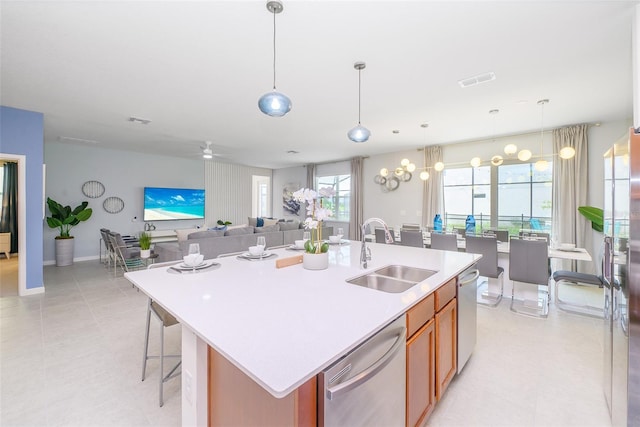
[143,187,205,221]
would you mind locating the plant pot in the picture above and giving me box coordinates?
[55,237,74,267]
[303,252,329,270]
[140,249,151,259]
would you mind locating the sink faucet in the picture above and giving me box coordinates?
[360,218,394,269]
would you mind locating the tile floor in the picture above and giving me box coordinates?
[1,259,612,426]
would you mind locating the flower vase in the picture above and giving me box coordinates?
[140,249,151,259]
[303,252,329,270]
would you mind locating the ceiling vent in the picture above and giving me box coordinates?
[128,116,152,125]
[458,72,496,88]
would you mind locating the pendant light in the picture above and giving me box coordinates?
[534,99,549,171]
[348,62,371,143]
[258,0,292,117]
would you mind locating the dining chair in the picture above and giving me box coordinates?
[453,228,466,238]
[519,230,550,243]
[552,270,604,317]
[375,228,391,244]
[400,230,424,248]
[109,232,143,277]
[430,232,458,252]
[483,229,509,242]
[401,223,421,231]
[142,262,182,407]
[465,235,504,307]
[509,237,550,317]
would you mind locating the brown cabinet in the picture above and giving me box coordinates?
[435,297,457,400]
[406,318,436,427]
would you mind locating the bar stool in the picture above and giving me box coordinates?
[552,270,604,318]
[142,262,182,407]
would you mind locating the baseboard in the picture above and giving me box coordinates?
[21,286,45,296]
[43,255,101,266]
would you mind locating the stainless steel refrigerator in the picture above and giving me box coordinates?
[603,127,640,426]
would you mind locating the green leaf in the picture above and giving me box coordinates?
[46,217,62,228]
[76,208,92,222]
[578,206,604,232]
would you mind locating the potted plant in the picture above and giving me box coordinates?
[45,197,93,266]
[578,206,604,232]
[292,187,334,270]
[138,231,152,258]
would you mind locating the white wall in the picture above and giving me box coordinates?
[44,141,204,262]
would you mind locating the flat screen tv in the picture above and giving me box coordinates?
[143,187,205,221]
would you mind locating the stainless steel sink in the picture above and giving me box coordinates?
[373,265,437,283]
[346,265,438,293]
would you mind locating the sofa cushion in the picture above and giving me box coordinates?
[263,218,278,226]
[248,217,258,227]
[188,230,225,240]
[278,221,299,231]
[224,226,255,236]
[254,224,279,233]
[175,228,201,242]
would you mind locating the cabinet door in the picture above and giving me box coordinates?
[435,298,457,400]
[406,318,436,427]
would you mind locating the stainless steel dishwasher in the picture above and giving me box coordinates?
[457,265,479,374]
[318,316,406,427]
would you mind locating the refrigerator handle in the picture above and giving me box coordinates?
[326,326,406,401]
[603,236,612,283]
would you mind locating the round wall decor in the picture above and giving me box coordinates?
[103,196,124,214]
[81,180,105,198]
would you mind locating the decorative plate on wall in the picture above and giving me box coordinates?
[81,180,105,198]
[103,196,124,214]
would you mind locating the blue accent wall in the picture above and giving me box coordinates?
[0,106,44,290]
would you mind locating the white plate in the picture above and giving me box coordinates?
[288,245,306,251]
[177,261,210,270]
[327,240,349,245]
[242,251,271,259]
[557,247,581,252]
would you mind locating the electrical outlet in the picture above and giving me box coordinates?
[185,370,193,405]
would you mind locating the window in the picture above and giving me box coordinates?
[441,161,552,233]
[251,175,271,217]
[497,162,552,233]
[442,166,491,229]
[0,165,3,219]
[316,174,351,221]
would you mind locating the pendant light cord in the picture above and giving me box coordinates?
[540,101,545,156]
[357,68,362,125]
[272,10,277,90]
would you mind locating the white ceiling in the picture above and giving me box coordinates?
[1,1,637,169]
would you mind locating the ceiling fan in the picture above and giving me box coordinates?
[201,141,220,160]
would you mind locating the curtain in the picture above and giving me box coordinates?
[0,162,18,253]
[422,146,443,228]
[350,157,364,240]
[306,164,316,189]
[552,124,589,272]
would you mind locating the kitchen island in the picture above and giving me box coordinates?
[125,241,480,426]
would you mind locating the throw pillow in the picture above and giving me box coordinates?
[247,217,258,227]
[263,218,278,226]
[256,217,265,227]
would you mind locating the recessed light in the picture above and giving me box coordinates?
[392,130,400,134]
[420,123,429,128]
[489,109,499,115]
[128,116,152,125]
[286,150,299,154]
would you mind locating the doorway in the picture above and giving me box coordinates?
[0,154,27,296]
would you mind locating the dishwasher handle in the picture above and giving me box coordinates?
[459,269,480,286]
[326,326,406,401]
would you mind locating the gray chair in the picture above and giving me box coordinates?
[519,230,550,243]
[552,270,604,317]
[109,232,143,277]
[483,229,509,242]
[400,230,424,248]
[466,235,504,307]
[453,228,466,238]
[142,261,182,407]
[430,233,458,252]
[375,228,391,244]
[401,223,421,231]
[509,237,550,317]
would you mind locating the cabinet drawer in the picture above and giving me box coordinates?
[406,293,435,338]
[435,278,456,312]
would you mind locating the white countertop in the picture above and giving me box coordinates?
[125,241,480,398]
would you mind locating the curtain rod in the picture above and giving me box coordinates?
[306,155,369,167]
[419,122,600,150]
